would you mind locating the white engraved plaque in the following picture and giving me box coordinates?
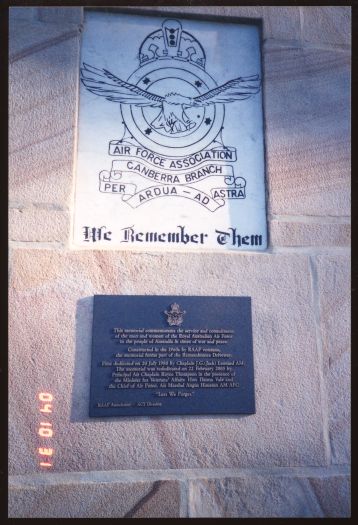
[73,11,267,250]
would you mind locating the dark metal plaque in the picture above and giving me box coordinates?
[89,295,255,417]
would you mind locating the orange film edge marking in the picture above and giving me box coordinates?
[38,447,53,456]
[38,428,53,437]
[40,404,52,413]
[38,392,54,469]
[39,392,53,402]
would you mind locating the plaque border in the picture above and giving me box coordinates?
[89,294,256,418]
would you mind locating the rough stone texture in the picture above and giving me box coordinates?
[37,7,83,24]
[9,207,69,242]
[9,7,38,22]
[9,36,79,206]
[307,475,351,517]
[189,473,350,517]
[264,45,350,216]
[269,220,350,247]
[9,250,326,475]
[315,255,350,464]
[9,87,76,154]
[8,480,180,518]
[301,7,351,47]
[9,18,80,61]
[122,6,301,41]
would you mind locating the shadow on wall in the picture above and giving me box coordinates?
[70,296,94,422]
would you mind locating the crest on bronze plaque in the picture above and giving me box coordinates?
[164,303,186,326]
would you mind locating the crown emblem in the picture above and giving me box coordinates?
[139,19,206,69]
[164,303,186,326]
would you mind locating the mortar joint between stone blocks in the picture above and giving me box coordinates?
[10,28,82,64]
[308,255,332,466]
[67,24,82,253]
[268,214,351,224]
[263,38,351,53]
[299,6,304,45]
[9,465,351,489]
[179,479,189,518]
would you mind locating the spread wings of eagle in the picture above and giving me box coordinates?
[80,63,261,133]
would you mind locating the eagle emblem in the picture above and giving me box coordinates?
[81,63,261,136]
[164,303,186,326]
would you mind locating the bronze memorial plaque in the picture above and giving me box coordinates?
[89,295,255,416]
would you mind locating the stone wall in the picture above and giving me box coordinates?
[8,6,351,518]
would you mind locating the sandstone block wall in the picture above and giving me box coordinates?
[9,6,351,518]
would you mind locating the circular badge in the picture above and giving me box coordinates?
[121,59,225,157]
